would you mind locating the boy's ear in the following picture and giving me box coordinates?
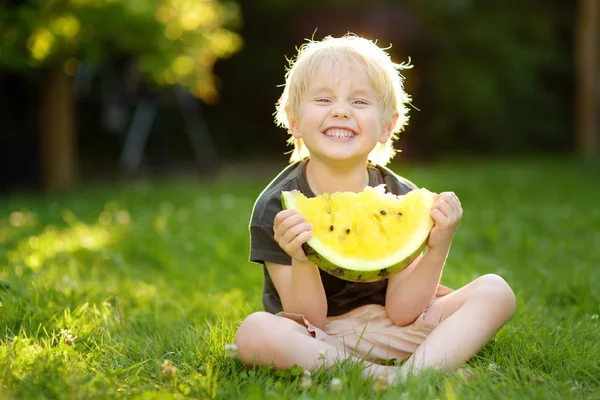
[287,110,302,138]
[379,111,399,143]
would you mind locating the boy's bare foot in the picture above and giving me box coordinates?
[362,364,403,387]
[362,363,473,391]
[455,367,474,380]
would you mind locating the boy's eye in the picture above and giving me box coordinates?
[353,99,369,105]
[316,98,331,103]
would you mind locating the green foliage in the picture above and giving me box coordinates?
[401,1,575,155]
[0,0,243,102]
[0,158,599,398]
[200,1,574,158]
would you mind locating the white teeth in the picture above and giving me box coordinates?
[324,128,355,138]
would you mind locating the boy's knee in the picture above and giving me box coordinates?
[235,312,270,352]
[476,274,516,315]
[234,311,289,366]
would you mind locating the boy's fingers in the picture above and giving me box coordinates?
[289,231,312,255]
[281,222,312,245]
[435,198,454,215]
[439,192,461,209]
[430,208,447,223]
[442,202,454,216]
[274,212,304,234]
[278,214,306,234]
[274,215,308,244]
[274,209,297,227]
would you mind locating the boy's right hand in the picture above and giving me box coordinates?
[273,210,313,263]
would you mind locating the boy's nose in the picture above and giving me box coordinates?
[331,105,350,119]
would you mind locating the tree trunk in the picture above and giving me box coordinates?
[576,0,599,162]
[41,65,77,191]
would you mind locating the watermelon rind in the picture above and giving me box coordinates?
[281,188,435,283]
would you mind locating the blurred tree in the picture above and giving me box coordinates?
[398,0,575,158]
[205,1,575,161]
[576,0,599,163]
[0,0,242,191]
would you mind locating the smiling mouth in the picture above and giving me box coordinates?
[323,128,356,139]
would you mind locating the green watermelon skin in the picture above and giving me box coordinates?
[302,241,428,283]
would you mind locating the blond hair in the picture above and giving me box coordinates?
[274,34,412,166]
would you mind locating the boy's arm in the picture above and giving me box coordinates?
[266,260,328,328]
[265,208,328,328]
[385,191,462,326]
[385,245,450,326]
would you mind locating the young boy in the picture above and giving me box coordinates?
[234,34,516,384]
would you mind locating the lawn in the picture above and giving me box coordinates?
[0,157,598,399]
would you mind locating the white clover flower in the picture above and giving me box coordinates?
[299,376,313,390]
[488,363,499,371]
[591,314,598,320]
[224,343,238,358]
[317,350,327,361]
[373,376,389,393]
[160,359,178,376]
[303,369,311,377]
[330,377,342,391]
[59,329,78,346]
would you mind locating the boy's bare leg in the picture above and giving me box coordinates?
[235,274,515,385]
[234,312,395,380]
[394,274,516,382]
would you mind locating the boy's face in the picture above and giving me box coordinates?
[289,58,396,165]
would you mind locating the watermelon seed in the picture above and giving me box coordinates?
[329,225,334,231]
[346,228,350,234]
[380,210,387,215]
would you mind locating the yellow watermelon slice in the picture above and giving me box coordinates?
[281,185,435,282]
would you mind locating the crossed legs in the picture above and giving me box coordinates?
[234,274,516,382]
[398,273,516,379]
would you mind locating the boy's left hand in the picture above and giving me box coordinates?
[427,191,462,251]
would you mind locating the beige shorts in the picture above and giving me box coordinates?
[277,285,454,364]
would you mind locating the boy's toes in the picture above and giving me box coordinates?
[455,367,474,381]
[373,375,390,393]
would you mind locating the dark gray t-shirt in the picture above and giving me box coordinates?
[249,159,418,317]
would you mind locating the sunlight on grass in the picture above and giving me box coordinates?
[0,210,39,244]
[5,207,129,271]
[52,301,115,342]
[0,159,598,399]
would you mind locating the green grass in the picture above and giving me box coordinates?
[0,157,599,399]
